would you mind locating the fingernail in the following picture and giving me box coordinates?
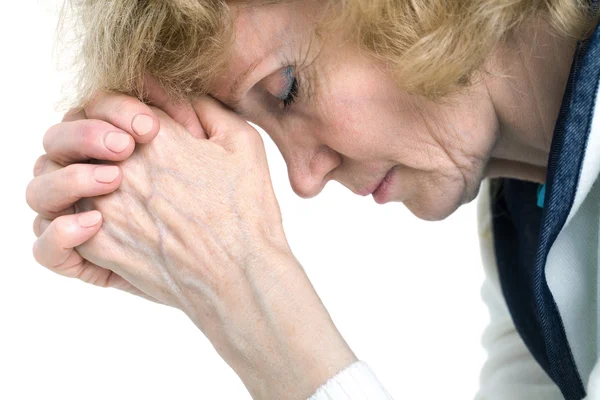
[132,114,154,136]
[104,132,130,153]
[94,165,120,183]
[78,211,102,228]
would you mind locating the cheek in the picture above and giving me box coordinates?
[316,78,449,172]
[315,78,405,160]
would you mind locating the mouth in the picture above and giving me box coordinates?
[371,167,396,204]
[355,167,396,202]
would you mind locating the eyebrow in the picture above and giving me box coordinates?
[223,56,264,113]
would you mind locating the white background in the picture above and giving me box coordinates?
[0,1,487,399]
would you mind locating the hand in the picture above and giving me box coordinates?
[73,95,288,308]
[27,79,205,300]
[71,97,357,399]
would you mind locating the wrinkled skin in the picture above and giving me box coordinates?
[210,2,500,221]
[75,103,285,310]
[61,98,356,399]
[26,1,580,398]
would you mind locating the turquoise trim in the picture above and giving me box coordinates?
[537,184,546,208]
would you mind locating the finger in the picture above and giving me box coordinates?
[32,157,76,216]
[193,96,263,152]
[85,91,160,143]
[26,164,122,219]
[33,155,62,177]
[26,154,75,218]
[62,108,87,122]
[33,214,51,237]
[32,211,157,300]
[142,75,207,139]
[33,211,103,270]
[32,156,75,217]
[44,119,135,165]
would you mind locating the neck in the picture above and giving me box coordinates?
[483,21,579,183]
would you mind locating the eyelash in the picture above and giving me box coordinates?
[282,76,299,110]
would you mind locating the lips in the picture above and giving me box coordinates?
[353,167,396,200]
[372,168,396,204]
[356,182,382,196]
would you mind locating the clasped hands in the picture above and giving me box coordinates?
[26,85,357,399]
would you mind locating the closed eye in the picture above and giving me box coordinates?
[282,76,299,110]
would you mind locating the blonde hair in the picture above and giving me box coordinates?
[62,0,233,106]
[62,0,599,105]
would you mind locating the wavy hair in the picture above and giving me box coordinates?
[62,0,599,105]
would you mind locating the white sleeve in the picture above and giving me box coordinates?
[308,361,394,400]
[587,365,600,399]
[475,181,563,400]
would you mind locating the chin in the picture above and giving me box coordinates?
[403,188,475,221]
[405,202,460,221]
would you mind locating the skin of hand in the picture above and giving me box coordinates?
[27,81,207,298]
[28,90,357,400]
[26,5,580,397]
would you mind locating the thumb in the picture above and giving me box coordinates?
[142,75,207,139]
[192,96,264,152]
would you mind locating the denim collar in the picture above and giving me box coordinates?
[491,14,600,400]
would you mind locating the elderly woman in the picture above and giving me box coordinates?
[26,0,600,399]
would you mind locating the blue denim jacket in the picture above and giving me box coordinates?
[491,8,600,400]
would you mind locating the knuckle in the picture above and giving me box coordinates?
[33,155,48,176]
[43,123,60,153]
[84,90,107,114]
[58,165,86,203]
[178,113,198,131]
[65,164,89,191]
[38,217,52,237]
[25,179,40,210]
[32,215,43,236]
[32,240,46,266]
[32,220,71,268]
[62,107,84,122]
[235,126,263,150]
[115,97,140,115]
[33,215,54,237]
[52,216,73,244]
[78,120,101,149]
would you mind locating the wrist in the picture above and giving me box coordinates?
[228,250,358,399]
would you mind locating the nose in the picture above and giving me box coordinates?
[287,145,342,198]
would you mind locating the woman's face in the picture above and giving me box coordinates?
[211,2,500,220]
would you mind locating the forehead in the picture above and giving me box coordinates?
[211,2,320,102]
